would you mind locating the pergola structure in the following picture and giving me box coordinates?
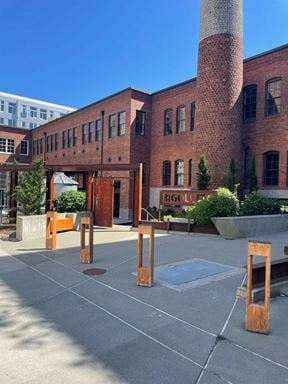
[0,163,143,227]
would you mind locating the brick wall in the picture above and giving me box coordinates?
[0,125,31,164]
[242,46,288,191]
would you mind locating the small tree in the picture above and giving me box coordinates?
[14,159,47,215]
[249,156,258,192]
[197,154,210,190]
[222,158,237,193]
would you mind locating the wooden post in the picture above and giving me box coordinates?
[46,172,54,212]
[46,211,57,249]
[137,224,154,287]
[138,162,143,223]
[85,172,93,211]
[246,241,271,334]
[80,215,93,263]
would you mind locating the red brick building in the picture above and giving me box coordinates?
[0,0,287,221]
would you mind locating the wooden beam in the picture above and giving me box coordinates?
[80,215,94,263]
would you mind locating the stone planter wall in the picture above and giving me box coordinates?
[16,214,46,241]
[212,214,288,239]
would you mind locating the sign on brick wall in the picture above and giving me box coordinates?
[160,190,216,206]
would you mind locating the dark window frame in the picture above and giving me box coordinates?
[95,119,102,141]
[265,77,282,116]
[263,151,279,186]
[175,159,184,186]
[190,102,196,131]
[243,84,257,121]
[67,129,72,148]
[176,105,185,133]
[82,124,87,145]
[162,160,171,186]
[164,108,172,136]
[188,159,192,186]
[109,114,116,138]
[88,121,94,143]
[118,111,126,136]
[73,128,77,147]
[135,110,146,136]
[62,130,67,149]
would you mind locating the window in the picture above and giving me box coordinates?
[62,130,67,149]
[50,111,54,119]
[175,160,184,186]
[188,159,192,186]
[243,85,257,121]
[73,128,77,146]
[60,113,65,117]
[21,121,26,128]
[0,117,4,124]
[135,110,146,135]
[176,106,185,133]
[118,111,126,136]
[68,129,72,148]
[164,109,172,135]
[266,78,281,116]
[8,119,16,127]
[263,151,279,186]
[21,105,27,117]
[190,103,196,131]
[29,122,37,129]
[95,119,102,141]
[55,133,58,151]
[162,161,171,186]
[0,138,15,154]
[40,109,47,120]
[50,134,54,152]
[8,102,16,114]
[82,124,87,144]
[30,107,37,118]
[46,136,50,153]
[88,121,94,143]
[20,140,29,155]
[40,138,43,154]
[33,140,36,156]
[36,139,40,155]
[109,114,116,138]
[0,100,4,112]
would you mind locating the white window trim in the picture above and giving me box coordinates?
[20,140,29,156]
[0,137,15,154]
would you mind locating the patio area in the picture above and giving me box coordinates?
[0,227,287,384]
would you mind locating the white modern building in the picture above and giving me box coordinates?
[0,91,76,129]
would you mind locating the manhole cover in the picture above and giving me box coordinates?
[82,268,107,276]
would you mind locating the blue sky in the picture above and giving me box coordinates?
[1,0,287,108]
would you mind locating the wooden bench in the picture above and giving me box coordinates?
[249,257,288,288]
[56,217,73,232]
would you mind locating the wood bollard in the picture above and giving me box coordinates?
[137,225,154,287]
[46,211,57,249]
[80,215,93,263]
[246,241,271,334]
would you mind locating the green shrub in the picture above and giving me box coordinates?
[186,188,239,225]
[54,191,85,213]
[240,192,281,216]
[197,154,211,190]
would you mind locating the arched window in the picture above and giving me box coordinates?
[265,78,281,116]
[175,160,184,186]
[162,161,171,186]
[176,106,185,133]
[263,151,279,186]
[164,108,172,135]
[243,84,257,121]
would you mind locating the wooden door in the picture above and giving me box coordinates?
[94,178,114,227]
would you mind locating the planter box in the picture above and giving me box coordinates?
[212,214,288,239]
[16,214,46,241]
[139,220,218,235]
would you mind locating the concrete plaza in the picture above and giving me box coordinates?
[0,227,287,384]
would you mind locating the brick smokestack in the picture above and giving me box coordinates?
[193,0,243,189]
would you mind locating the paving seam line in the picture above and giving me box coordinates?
[70,288,233,384]
[7,243,216,338]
